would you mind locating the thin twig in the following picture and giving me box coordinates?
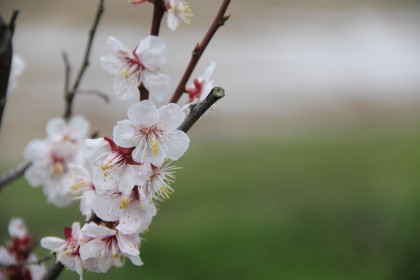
[0,161,30,191]
[150,0,165,36]
[178,87,225,133]
[8,10,19,36]
[169,0,231,103]
[76,89,109,103]
[62,52,70,94]
[41,261,64,280]
[63,0,104,120]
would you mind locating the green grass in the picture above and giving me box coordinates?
[2,120,420,279]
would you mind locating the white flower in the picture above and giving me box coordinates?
[91,185,156,235]
[113,100,190,166]
[83,137,149,195]
[166,0,193,31]
[46,116,90,145]
[64,164,96,221]
[184,61,216,110]
[7,54,25,95]
[23,116,89,207]
[79,223,142,273]
[100,36,170,101]
[24,139,81,207]
[0,218,45,280]
[41,222,84,279]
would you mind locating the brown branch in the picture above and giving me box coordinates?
[178,87,225,133]
[8,10,19,35]
[169,0,231,104]
[150,0,165,36]
[63,0,104,120]
[0,11,19,132]
[139,83,149,101]
[62,52,70,94]
[0,161,30,191]
[41,261,64,280]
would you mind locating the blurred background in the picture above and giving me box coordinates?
[1,0,420,279]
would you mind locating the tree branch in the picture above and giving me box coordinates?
[150,0,165,36]
[178,87,225,133]
[169,0,231,104]
[0,11,19,132]
[41,261,64,280]
[63,0,104,120]
[0,161,30,191]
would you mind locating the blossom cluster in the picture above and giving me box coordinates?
[0,218,45,280]
[18,1,219,278]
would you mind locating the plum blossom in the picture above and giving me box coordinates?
[23,116,89,207]
[79,223,142,273]
[184,61,216,110]
[113,100,190,166]
[41,222,83,279]
[83,137,149,195]
[91,185,156,235]
[0,218,45,280]
[24,139,81,207]
[45,116,90,145]
[166,0,193,31]
[100,36,170,101]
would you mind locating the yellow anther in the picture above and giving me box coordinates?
[119,197,130,209]
[122,69,130,79]
[160,187,171,198]
[71,180,84,191]
[152,139,159,156]
[50,163,64,175]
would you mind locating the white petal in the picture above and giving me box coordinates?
[79,239,103,261]
[164,130,190,160]
[113,119,141,148]
[80,190,95,221]
[27,254,46,280]
[24,164,49,187]
[100,54,120,74]
[116,201,154,234]
[167,12,181,31]
[8,218,27,239]
[91,194,120,222]
[202,61,216,82]
[82,222,116,239]
[116,232,140,256]
[157,103,185,131]
[107,36,128,53]
[127,100,159,127]
[68,116,90,139]
[46,118,66,141]
[127,255,143,266]
[0,247,16,265]
[23,139,50,162]
[83,138,110,166]
[137,36,167,71]
[92,166,119,195]
[40,237,66,251]
[113,72,139,100]
[142,71,170,101]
